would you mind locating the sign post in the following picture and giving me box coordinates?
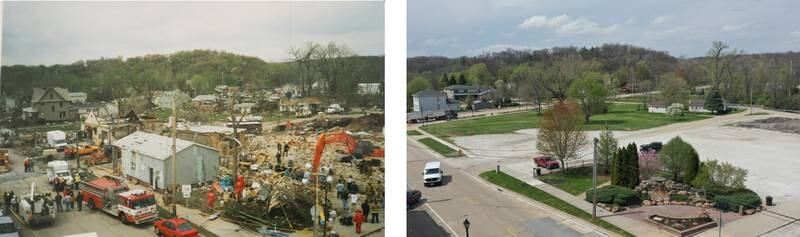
[181,185,191,210]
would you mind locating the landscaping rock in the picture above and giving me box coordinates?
[678,191,688,195]
[643,200,651,206]
[745,209,756,215]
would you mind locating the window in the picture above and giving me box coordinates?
[164,221,175,230]
[60,102,63,107]
[52,106,55,112]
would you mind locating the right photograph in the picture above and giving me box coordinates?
[406,1,800,237]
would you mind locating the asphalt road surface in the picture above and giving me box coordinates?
[0,148,154,237]
[406,139,606,237]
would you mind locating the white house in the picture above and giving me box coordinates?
[357,83,381,95]
[647,101,667,113]
[412,89,457,113]
[688,100,709,113]
[112,131,219,190]
[74,102,119,120]
[68,92,88,104]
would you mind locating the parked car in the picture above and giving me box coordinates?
[534,156,560,169]
[407,189,422,209]
[640,142,663,152]
[0,216,20,237]
[154,218,198,237]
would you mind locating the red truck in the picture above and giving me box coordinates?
[534,156,560,169]
[79,175,158,224]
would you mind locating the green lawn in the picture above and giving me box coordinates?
[407,130,423,136]
[480,171,634,237]
[537,166,610,195]
[418,138,460,157]
[422,103,711,138]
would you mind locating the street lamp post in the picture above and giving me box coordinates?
[592,137,599,218]
[463,217,471,237]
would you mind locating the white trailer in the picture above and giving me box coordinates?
[46,160,72,184]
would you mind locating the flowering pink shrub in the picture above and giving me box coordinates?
[639,150,662,179]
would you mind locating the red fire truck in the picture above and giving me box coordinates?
[79,175,158,224]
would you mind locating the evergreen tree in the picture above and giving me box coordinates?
[628,143,640,188]
[704,90,725,114]
[458,74,467,85]
[683,148,700,183]
[439,74,449,88]
[611,146,625,186]
[448,74,457,85]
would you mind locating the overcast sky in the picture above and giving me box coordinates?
[1,1,384,66]
[409,0,800,58]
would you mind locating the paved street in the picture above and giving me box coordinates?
[0,148,154,237]
[406,138,609,237]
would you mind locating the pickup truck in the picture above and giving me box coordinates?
[534,156,560,169]
[64,145,99,157]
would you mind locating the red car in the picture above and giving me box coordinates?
[534,156,560,169]
[153,218,199,237]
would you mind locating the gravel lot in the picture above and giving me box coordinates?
[453,108,800,201]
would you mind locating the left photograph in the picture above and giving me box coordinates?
[0,1,385,237]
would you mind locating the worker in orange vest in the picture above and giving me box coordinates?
[207,190,216,210]
[353,209,365,234]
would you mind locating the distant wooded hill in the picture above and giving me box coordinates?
[408,43,800,110]
[2,49,384,104]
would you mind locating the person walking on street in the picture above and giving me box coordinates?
[76,191,83,211]
[348,193,358,212]
[370,201,380,223]
[283,143,289,157]
[55,193,62,212]
[353,209,364,234]
[336,180,345,206]
[63,194,71,212]
[70,191,77,210]
[23,158,29,172]
[361,201,371,222]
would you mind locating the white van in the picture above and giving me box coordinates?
[422,161,443,186]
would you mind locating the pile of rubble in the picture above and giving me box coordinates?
[635,177,714,208]
[216,116,384,233]
[735,117,800,135]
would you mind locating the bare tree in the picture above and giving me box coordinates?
[313,42,355,101]
[536,101,588,171]
[706,41,740,91]
[289,42,320,96]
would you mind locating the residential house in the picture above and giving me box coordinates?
[442,85,496,101]
[176,124,235,158]
[688,100,709,113]
[647,101,667,113]
[412,89,459,113]
[83,113,136,146]
[152,90,191,109]
[191,95,218,112]
[279,97,321,113]
[74,102,119,120]
[112,131,219,190]
[357,83,382,95]
[234,102,256,114]
[68,92,88,104]
[30,87,75,122]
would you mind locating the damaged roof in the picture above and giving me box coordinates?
[112,131,216,160]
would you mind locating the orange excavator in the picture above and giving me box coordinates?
[311,132,384,174]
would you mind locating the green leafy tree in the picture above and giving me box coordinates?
[465,63,494,86]
[597,126,618,174]
[691,159,748,193]
[659,136,699,181]
[568,73,609,122]
[659,73,689,105]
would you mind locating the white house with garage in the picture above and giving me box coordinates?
[112,131,219,190]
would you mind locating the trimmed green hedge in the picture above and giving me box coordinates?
[670,194,689,202]
[585,185,640,206]
[714,189,762,212]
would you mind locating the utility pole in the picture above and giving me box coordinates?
[592,137,598,218]
[170,96,178,217]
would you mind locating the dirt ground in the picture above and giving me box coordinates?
[453,108,800,201]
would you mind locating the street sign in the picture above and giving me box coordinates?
[182,184,191,198]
